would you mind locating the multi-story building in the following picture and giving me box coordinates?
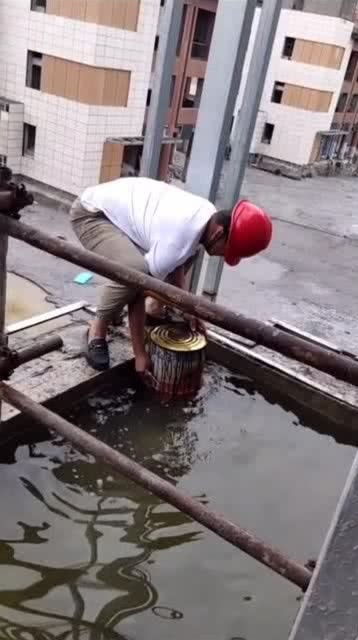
[232,0,355,176]
[154,0,217,179]
[0,0,160,195]
[166,0,356,179]
[0,0,356,195]
[333,30,358,159]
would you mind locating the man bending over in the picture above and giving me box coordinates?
[71,177,272,374]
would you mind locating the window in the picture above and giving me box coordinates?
[26,51,42,90]
[348,93,358,113]
[261,123,275,144]
[191,9,215,61]
[160,0,165,5]
[146,89,152,107]
[182,76,204,108]
[345,51,358,81]
[22,124,36,157]
[0,155,7,167]
[31,0,46,11]
[154,35,159,51]
[271,82,285,104]
[282,37,295,59]
[335,92,347,112]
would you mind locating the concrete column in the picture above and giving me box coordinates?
[202,0,282,301]
[185,0,257,292]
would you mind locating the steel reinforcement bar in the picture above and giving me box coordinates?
[1,215,358,387]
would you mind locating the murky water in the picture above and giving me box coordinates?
[6,274,53,324]
[0,363,355,640]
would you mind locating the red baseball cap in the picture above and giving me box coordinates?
[225,200,272,266]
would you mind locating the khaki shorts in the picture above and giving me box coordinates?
[70,198,148,321]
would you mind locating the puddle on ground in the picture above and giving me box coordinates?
[6,273,53,324]
[0,363,354,640]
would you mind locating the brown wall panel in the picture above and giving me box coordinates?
[85,0,100,23]
[71,0,86,20]
[100,141,123,183]
[124,0,140,31]
[309,133,321,163]
[78,66,95,103]
[53,57,68,96]
[41,56,55,94]
[292,38,344,69]
[65,61,80,100]
[46,0,140,31]
[281,82,332,112]
[59,0,73,18]
[114,70,130,106]
[329,45,344,69]
[42,55,130,106]
[98,0,114,25]
[310,42,322,65]
[103,69,118,105]
[318,91,332,112]
[112,0,126,28]
[46,0,61,14]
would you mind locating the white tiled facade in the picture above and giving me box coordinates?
[0,3,354,193]
[0,0,160,194]
[234,8,353,166]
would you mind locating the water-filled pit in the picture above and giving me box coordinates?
[0,361,354,640]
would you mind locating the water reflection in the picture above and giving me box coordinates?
[0,373,208,640]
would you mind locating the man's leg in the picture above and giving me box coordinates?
[71,200,148,370]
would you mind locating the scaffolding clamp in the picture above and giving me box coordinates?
[0,344,18,380]
[0,167,34,220]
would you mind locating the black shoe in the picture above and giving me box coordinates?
[85,337,110,371]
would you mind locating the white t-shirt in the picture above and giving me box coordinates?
[81,177,216,280]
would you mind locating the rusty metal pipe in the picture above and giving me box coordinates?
[15,335,63,367]
[1,216,358,386]
[0,335,63,378]
[0,381,311,590]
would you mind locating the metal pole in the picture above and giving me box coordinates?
[0,381,311,590]
[186,0,256,292]
[140,0,184,179]
[202,0,283,301]
[0,232,8,424]
[289,450,358,638]
[3,215,358,387]
[0,335,63,378]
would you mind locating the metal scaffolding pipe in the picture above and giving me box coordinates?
[0,381,311,590]
[0,335,63,378]
[0,232,8,424]
[1,216,358,387]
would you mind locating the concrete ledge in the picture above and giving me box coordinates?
[1,322,133,426]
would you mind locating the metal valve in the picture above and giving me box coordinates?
[0,166,34,219]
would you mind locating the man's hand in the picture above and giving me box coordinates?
[135,352,151,373]
[183,313,206,335]
[135,352,156,388]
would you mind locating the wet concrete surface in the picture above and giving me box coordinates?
[217,169,358,354]
[0,363,355,640]
[6,273,54,325]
